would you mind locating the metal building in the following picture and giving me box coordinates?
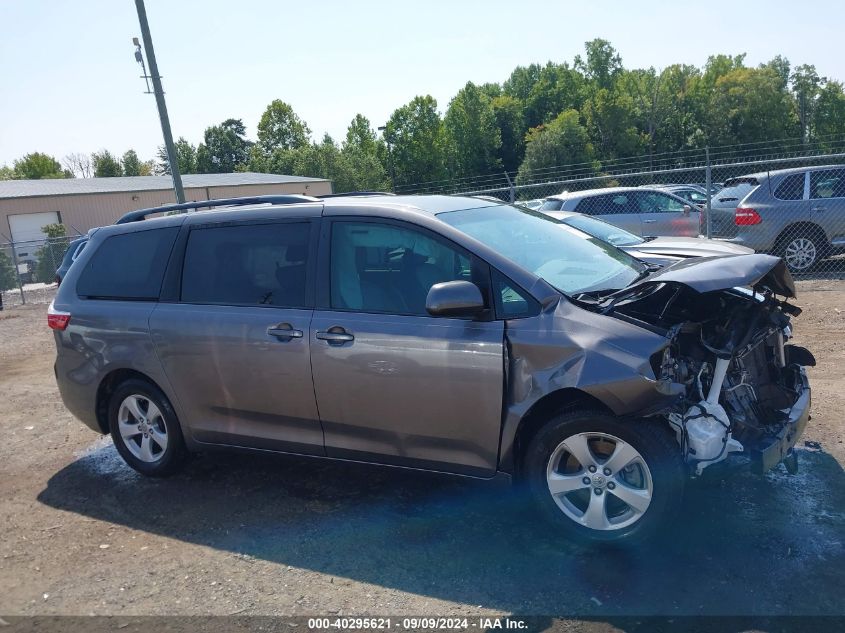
[0,172,333,243]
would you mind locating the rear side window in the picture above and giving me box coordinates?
[181,222,311,307]
[810,169,845,199]
[77,227,178,300]
[774,173,805,200]
[576,194,633,215]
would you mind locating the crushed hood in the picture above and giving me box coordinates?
[623,236,754,260]
[623,254,796,298]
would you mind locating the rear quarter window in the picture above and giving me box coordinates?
[773,173,806,201]
[715,179,759,205]
[76,227,179,300]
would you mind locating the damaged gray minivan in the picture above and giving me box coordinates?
[50,195,814,542]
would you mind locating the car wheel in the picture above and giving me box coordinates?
[781,231,823,272]
[522,409,684,542]
[108,378,188,477]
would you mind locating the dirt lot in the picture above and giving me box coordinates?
[1,284,843,623]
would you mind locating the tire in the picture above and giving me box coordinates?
[779,228,826,273]
[521,409,684,543]
[107,378,188,477]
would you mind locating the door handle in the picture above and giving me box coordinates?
[267,323,303,340]
[812,207,826,212]
[316,328,354,344]
[643,219,657,224]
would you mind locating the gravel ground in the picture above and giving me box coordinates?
[0,284,843,623]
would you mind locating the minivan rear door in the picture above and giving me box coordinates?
[149,215,324,455]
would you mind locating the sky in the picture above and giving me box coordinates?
[1,0,842,167]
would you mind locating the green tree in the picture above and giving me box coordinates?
[791,64,821,143]
[705,67,799,149]
[516,109,598,185]
[491,95,527,173]
[812,80,845,149]
[385,95,447,188]
[503,63,542,102]
[121,150,142,176]
[762,55,791,91]
[575,38,623,91]
[523,62,586,129]
[0,165,14,180]
[92,150,123,177]
[196,119,252,173]
[341,115,389,191]
[444,81,502,179]
[12,152,68,179]
[34,223,69,284]
[0,249,17,291]
[257,100,311,154]
[158,137,198,175]
[583,86,646,159]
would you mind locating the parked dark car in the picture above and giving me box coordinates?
[706,165,845,271]
[54,237,88,286]
[50,195,813,542]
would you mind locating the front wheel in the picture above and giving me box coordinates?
[522,409,684,542]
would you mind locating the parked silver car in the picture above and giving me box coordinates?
[707,165,845,272]
[51,195,813,543]
[540,187,700,237]
[641,184,710,208]
[544,210,753,267]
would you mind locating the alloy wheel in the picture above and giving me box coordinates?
[784,237,817,271]
[546,432,653,531]
[117,394,168,463]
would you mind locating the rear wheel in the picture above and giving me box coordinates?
[779,229,826,272]
[108,378,187,477]
[522,409,684,542]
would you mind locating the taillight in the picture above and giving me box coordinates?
[735,207,762,226]
[47,302,71,330]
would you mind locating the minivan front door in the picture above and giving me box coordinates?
[309,219,505,476]
[636,191,699,237]
[150,219,323,455]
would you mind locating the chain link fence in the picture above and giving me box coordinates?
[400,148,845,279]
[0,232,83,310]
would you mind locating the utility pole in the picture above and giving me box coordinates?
[134,0,185,203]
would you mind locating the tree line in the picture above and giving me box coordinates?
[3,39,844,191]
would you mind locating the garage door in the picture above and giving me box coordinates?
[8,212,61,244]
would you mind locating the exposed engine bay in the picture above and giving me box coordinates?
[578,255,815,475]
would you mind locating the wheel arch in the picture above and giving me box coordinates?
[774,221,829,251]
[95,368,166,434]
[503,387,612,477]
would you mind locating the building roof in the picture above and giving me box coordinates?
[0,172,329,200]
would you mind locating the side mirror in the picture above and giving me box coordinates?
[426,280,485,317]
[683,204,692,216]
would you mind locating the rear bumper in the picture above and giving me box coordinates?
[750,368,811,473]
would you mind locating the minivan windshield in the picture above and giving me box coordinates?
[559,214,644,247]
[440,204,645,294]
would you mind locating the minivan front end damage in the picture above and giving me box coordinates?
[598,254,814,475]
[502,254,814,478]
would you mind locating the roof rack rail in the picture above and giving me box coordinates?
[115,194,320,224]
[316,191,396,199]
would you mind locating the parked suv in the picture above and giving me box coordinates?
[540,187,700,237]
[707,165,845,272]
[51,195,813,542]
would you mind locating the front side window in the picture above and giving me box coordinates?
[637,192,685,213]
[77,227,178,300]
[576,194,632,216]
[181,222,311,307]
[440,204,645,295]
[330,221,475,315]
[810,169,845,200]
[774,173,806,201]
